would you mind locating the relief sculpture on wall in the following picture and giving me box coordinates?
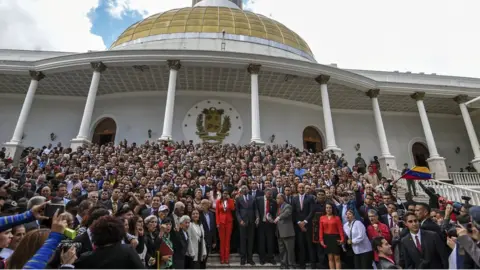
[182,100,242,145]
[196,107,231,143]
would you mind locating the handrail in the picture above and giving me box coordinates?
[448,172,480,185]
[390,168,480,205]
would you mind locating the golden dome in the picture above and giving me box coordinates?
[110,7,314,61]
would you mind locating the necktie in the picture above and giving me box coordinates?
[300,195,304,211]
[266,199,270,215]
[112,201,118,214]
[415,235,422,252]
[389,215,393,228]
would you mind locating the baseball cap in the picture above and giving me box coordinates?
[159,205,169,212]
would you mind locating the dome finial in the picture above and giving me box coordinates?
[192,0,242,9]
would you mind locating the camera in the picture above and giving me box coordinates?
[57,240,82,254]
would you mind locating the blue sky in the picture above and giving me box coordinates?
[88,0,144,48]
[88,0,250,48]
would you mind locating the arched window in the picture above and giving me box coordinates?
[92,118,117,145]
[303,126,323,153]
[412,142,430,167]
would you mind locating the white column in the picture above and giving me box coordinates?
[4,71,45,163]
[455,95,480,171]
[248,64,264,144]
[71,62,107,150]
[411,92,449,180]
[11,71,45,143]
[367,89,397,176]
[159,60,181,141]
[315,75,341,153]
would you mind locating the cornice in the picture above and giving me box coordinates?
[0,50,479,97]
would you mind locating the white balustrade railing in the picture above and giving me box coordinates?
[448,172,480,185]
[390,168,480,205]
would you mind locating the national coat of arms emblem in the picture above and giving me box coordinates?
[196,107,231,143]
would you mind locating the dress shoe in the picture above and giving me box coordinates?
[269,260,277,265]
[248,260,256,266]
[240,261,246,266]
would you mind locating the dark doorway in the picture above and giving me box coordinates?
[303,126,323,153]
[92,118,117,146]
[412,142,430,167]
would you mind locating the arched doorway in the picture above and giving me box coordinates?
[303,126,323,153]
[412,142,430,167]
[92,118,117,146]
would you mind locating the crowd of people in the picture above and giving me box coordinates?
[0,140,479,269]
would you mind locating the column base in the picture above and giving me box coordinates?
[378,155,397,178]
[471,158,480,172]
[70,138,91,151]
[158,135,172,142]
[324,146,342,156]
[427,156,451,183]
[3,141,25,165]
[250,139,265,145]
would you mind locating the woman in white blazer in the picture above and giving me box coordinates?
[343,209,374,269]
[187,209,207,269]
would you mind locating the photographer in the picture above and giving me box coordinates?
[4,210,73,269]
[456,206,480,268]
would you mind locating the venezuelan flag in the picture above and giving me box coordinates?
[401,166,432,180]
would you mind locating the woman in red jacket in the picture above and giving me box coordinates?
[215,190,235,264]
[319,202,345,269]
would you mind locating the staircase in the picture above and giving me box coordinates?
[207,254,278,269]
[390,169,480,205]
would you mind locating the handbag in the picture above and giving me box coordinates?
[345,220,356,256]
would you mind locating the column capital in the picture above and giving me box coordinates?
[366,89,380,98]
[29,70,45,81]
[247,64,261,74]
[411,92,425,101]
[454,94,469,104]
[315,74,330,84]
[90,62,107,73]
[167,60,181,71]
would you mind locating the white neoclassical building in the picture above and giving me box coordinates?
[2,0,480,182]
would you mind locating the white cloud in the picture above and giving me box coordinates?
[245,0,480,78]
[2,0,480,78]
[0,0,105,52]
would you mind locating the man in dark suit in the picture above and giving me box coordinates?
[102,188,123,215]
[284,186,293,205]
[415,202,444,240]
[198,176,211,198]
[235,185,256,265]
[400,212,448,269]
[255,188,277,265]
[292,183,314,268]
[249,182,264,198]
[372,236,400,269]
[200,199,216,268]
[380,203,398,230]
[275,193,295,269]
[171,216,190,269]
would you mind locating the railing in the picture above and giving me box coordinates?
[390,168,480,205]
[448,172,480,185]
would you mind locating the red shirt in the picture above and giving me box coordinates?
[367,222,392,261]
[319,215,345,243]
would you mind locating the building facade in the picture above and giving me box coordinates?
[1,0,480,181]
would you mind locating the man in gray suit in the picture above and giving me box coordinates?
[274,194,295,269]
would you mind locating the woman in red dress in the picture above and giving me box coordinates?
[319,202,345,269]
[215,190,235,264]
